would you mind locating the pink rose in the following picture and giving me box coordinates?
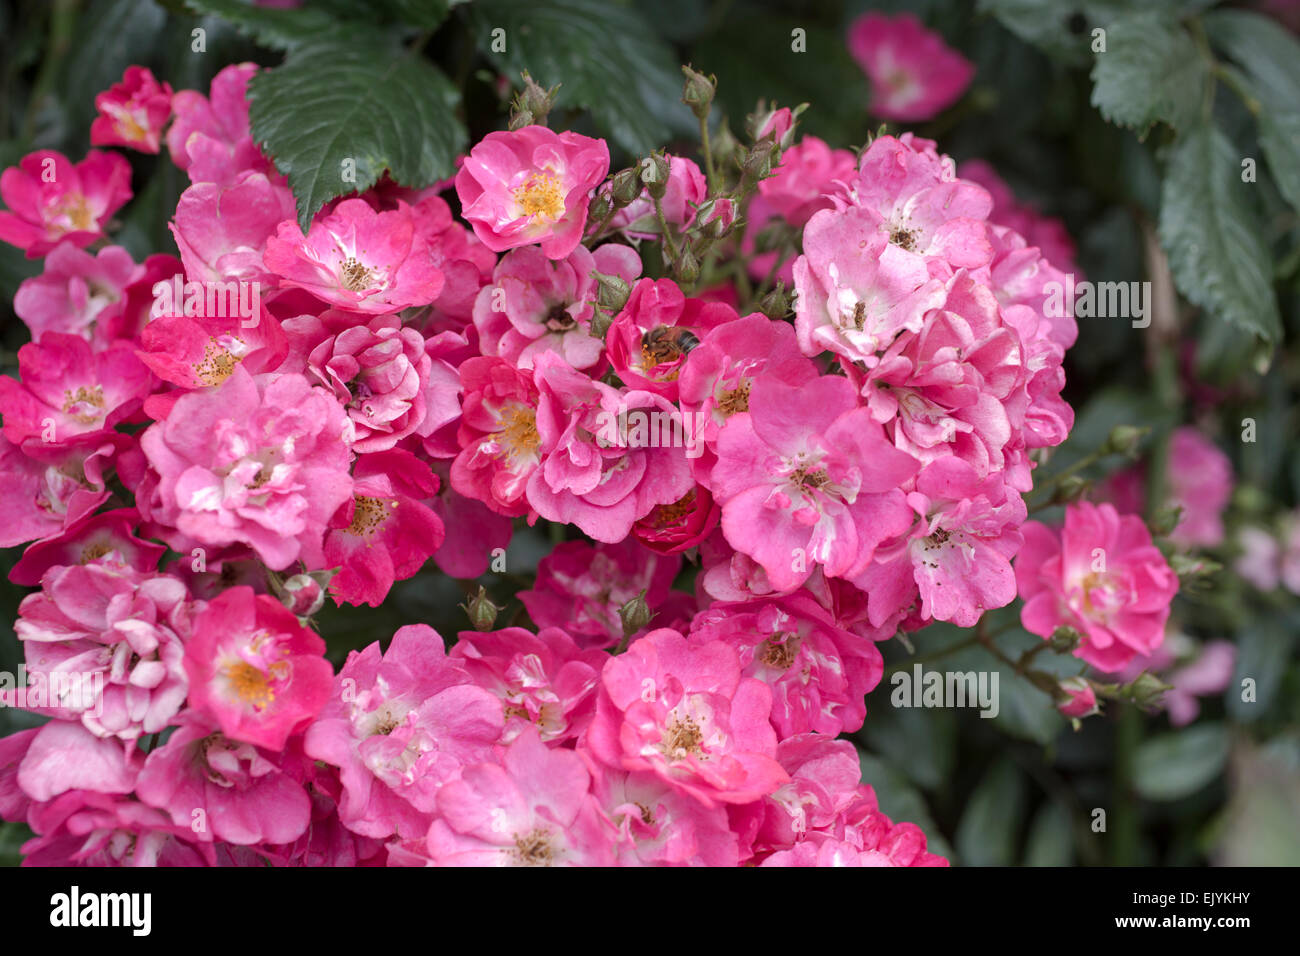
[455,126,610,259]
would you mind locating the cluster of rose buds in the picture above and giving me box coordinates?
[0,36,1186,866]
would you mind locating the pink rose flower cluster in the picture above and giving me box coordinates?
[0,53,1177,865]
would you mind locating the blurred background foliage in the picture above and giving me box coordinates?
[1,0,1298,866]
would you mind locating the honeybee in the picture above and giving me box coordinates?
[640,325,700,366]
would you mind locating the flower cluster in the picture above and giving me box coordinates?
[0,46,1180,866]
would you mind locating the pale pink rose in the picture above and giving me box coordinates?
[303,624,503,840]
[135,711,312,845]
[8,564,191,742]
[170,171,297,285]
[586,628,788,807]
[137,365,353,570]
[263,198,445,313]
[525,352,694,544]
[450,625,609,744]
[688,592,883,737]
[455,126,610,259]
[13,244,142,345]
[589,764,739,866]
[711,375,918,592]
[473,242,641,370]
[427,728,614,866]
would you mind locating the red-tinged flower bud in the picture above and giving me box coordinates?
[1057,677,1100,720]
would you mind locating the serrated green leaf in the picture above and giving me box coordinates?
[1090,13,1206,136]
[1158,122,1281,342]
[468,0,691,155]
[182,0,348,50]
[1204,9,1300,214]
[1133,723,1229,801]
[247,34,466,230]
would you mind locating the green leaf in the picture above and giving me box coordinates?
[247,33,466,230]
[286,0,462,31]
[1228,617,1297,722]
[1024,799,1075,866]
[0,821,32,868]
[1158,122,1281,342]
[468,0,691,155]
[1089,13,1206,136]
[181,0,348,50]
[1133,723,1229,801]
[955,759,1025,866]
[1204,9,1300,214]
[858,697,956,791]
[1215,734,1300,865]
[977,0,1092,68]
[371,0,461,30]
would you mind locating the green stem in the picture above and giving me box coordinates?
[652,194,680,263]
[1024,445,1113,509]
[883,633,982,676]
[585,204,620,246]
[1015,640,1050,673]
[1111,703,1141,865]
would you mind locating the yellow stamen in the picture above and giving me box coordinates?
[513,174,565,220]
[224,660,274,710]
